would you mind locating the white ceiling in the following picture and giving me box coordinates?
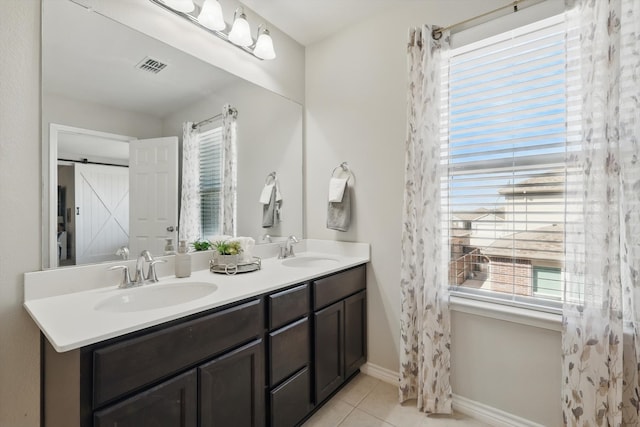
[241,0,404,46]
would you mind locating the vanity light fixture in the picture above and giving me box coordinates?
[253,25,276,60]
[161,0,195,13]
[150,0,276,61]
[228,8,253,47]
[197,0,225,31]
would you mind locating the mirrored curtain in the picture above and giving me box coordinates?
[221,104,238,236]
[562,0,640,424]
[178,121,202,243]
[399,25,452,414]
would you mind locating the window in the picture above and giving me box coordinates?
[533,266,562,299]
[442,15,575,308]
[199,126,223,237]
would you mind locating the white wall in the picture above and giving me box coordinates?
[0,1,42,425]
[163,82,303,243]
[43,92,164,140]
[305,2,562,425]
[451,312,562,426]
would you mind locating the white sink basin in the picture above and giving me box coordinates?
[281,256,340,268]
[95,282,217,313]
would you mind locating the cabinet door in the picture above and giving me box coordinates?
[93,369,197,427]
[270,367,312,427]
[313,301,344,404]
[93,298,262,408]
[344,290,367,378]
[199,339,265,427]
[269,317,309,387]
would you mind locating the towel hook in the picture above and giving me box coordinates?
[331,162,355,184]
[265,171,277,184]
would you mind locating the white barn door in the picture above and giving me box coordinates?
[129,137,179,257]
[74,163,129,265]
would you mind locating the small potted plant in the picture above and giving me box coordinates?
[192,240,212,251]
[212,240,243,265]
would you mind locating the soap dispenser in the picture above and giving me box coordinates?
[175,240,191,278]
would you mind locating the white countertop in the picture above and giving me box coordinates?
[24,240,369,352]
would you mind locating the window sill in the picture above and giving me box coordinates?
[449,294,562,332]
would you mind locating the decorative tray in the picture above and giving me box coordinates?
[209,256,262,275]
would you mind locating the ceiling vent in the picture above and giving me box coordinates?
[136,57,168,74]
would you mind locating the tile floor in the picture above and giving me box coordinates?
[302,374,493,427]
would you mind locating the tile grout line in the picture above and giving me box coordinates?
[338,377,381,408]
[336,376,386,426]
[335,403,357,427]
[352,379,398,427]
[354,406,398,427]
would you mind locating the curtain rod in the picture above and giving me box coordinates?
[432,0,531,40]
[192,106,238,130]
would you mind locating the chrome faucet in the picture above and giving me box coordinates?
[115,246,129,260]
[133,251,154,284]
[278,235,299,259]
[109,250,166,288]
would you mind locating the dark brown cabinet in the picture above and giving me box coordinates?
[92,298,263,408]
[344,291,367,378]
[82,298,264,427]
[313,265,367,405]
[270,367,311,427]
[314,301,344,403]
[199,339,265,427]
[266,283,312,427]
[93,370,197,427]
[42,264,367,427]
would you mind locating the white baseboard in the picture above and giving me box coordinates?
[360,362,398,385]
[360,363,543,427]
[452,394,545,427]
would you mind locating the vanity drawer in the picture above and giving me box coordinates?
[268,283,309,330]
[268,317,309,386]
[270,367,312,427]
[313,265,366,310]
[94,369,197,427]
[93,298,263,408]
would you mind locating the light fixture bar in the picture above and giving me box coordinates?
[149,0,274,60]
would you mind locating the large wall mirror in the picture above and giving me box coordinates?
[42,0,303,269]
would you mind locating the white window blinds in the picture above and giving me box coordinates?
[199,126,223,237]
[442,15,576,307]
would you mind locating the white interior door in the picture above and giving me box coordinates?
[75,163,129,265]
[129,137,179,257]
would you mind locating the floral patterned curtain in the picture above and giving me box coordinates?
[399,25,452,414]
[178,121,201,243]
[221,104,238,236]
[562,0,640,424]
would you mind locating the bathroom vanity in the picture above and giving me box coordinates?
[25,241,369,427]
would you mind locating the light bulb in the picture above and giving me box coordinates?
[161,0,194,13]
[228,8,253,47]
[254,28,276,60]
[198,0,225,31]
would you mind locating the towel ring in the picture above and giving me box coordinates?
[331,162,355,184]
[265,171,277,185]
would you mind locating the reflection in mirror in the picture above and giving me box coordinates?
[42,0,303,269]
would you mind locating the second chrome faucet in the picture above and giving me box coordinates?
[278,235,299,259]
